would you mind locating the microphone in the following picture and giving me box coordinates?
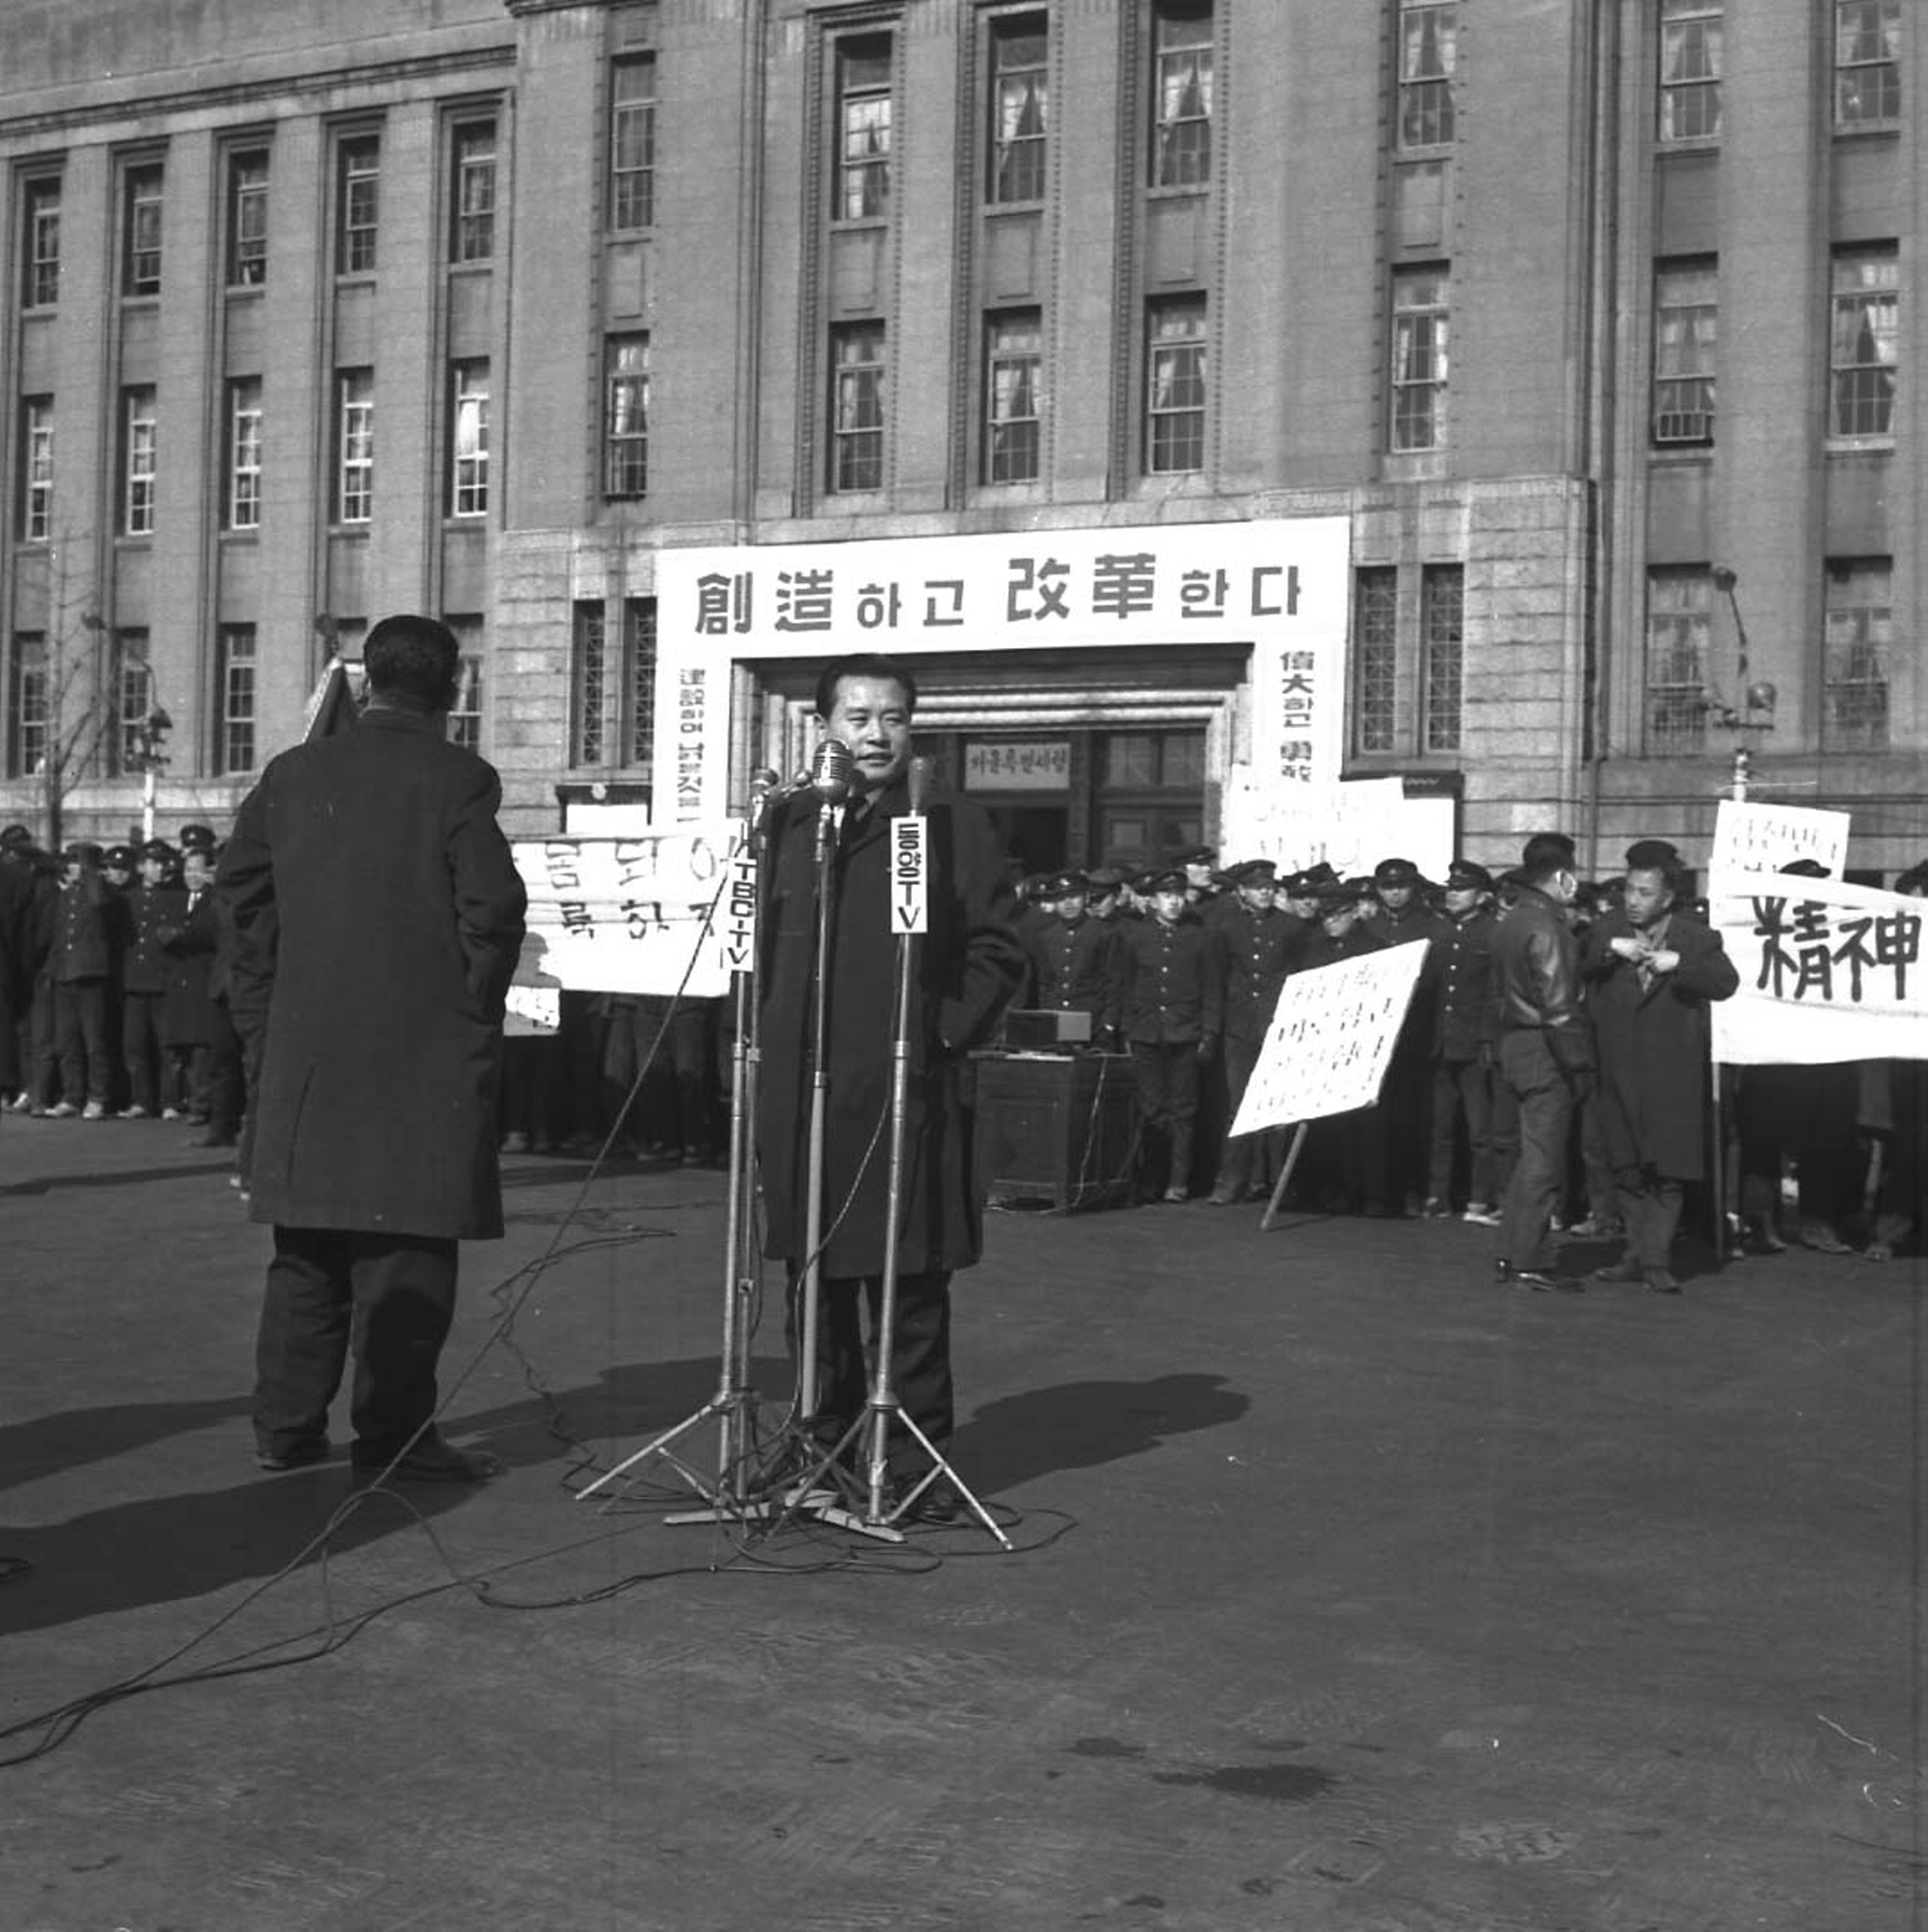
[810,738,854,805]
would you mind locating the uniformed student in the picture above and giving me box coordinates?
[1024,870,1122,1042]
[120,839,185,1117]
[1424,858,1502,1221]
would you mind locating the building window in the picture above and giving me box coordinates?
[610,56,656,230]
[984,310,1042,484]
[450,121,496,263]
[1659,0,1722,142]
[835,35,893,221]
[1397,1,1458,148]
[830,323,886,492]
[1822,559,1890,752]
[8,634,48,778]
[604,335,650,500]
[1151,2,1213,188]
[1352,567,1399,755]
[113,631,151,780]
[1835,2,1900,125]
[1421,564,1463,754]
[227,379,262,531]
[1094,728,1206,865]
[1389,267,1449,452]
[215,626,256,777]
[22,176,60,308]
[450,361,489,518]
[447,617,484,752]
[1645,568,1710,753]
[21,398,53,543]
[335,369,373,523]
[1652,259,1716,445]
[1830,248,1898,439]
[624,598,657,768]
[573,602,610,765]
[122,388,157,537]
[1145,298,1206,473]
[989,17,1048,203]
[123,163,164,298]
[227,149,268,287]
[337,136,380,274]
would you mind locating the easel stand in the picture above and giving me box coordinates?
[1257,1121,1311,1233]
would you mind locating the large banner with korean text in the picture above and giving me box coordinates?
[1231,942,1430,1136]
[503,825,751,1033]
[655,520,1351,824]
[1709,872,1928,1063]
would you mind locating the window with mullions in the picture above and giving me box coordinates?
[989,18,1047,203]
[215,625,256,777]
[1652,260,1716,445]
[1389,267,1449,452]
[573,603,610,765]
[830,323,886,493]
[984,310,1042,484]
[227,379,262,531]
[1352,568,1398,754]
[336,136,380,275]
[450,121,496,263]
[1659,0,1722,142]
[610,56,656,230]
[1822,559,1891,752]
[446,618,484,752]
[114,634,153,780]
[335,369,373,523]
[1644,567,1710,754]
[623,599,657,767]
[228,150,268,287]
[122,388,157,537]
[7,634,48,779]
[1145,297,1206,474]
[23,177,60,308]
[1151,2,1213,188]
[835,36,893,222]
[1835,1,1900,126]
[1420,565,1463,754]
[1830,247,1898,440]
[123,163,164,298]
[449,361,489,518]
[1397,1,1457,148]
[21,399,53,543]
[604,335,649,500]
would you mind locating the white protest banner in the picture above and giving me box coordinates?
[1217,775,1453,880]
[509,823,744,1000]
[1709,872,1928,1064]
[1231,942,1429,1137]
[1707,798,1851,888]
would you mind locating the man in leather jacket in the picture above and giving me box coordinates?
[1489,832,1593,1290]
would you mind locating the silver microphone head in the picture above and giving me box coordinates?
[811,738,855,805]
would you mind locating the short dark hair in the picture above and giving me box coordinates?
[1519,832,1577,883]
[364,614,461,714]
[814,653,919,720]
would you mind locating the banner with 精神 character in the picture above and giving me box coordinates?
[1709,872,1928,1064]
[505,824,748,1029]
[1706,798,1852,890]
[1231,940,1430,1137]
[1216,774,1454,880]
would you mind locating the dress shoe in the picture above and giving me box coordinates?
[44,1101,78,1118]
[1162,1186,1189,1203]
[119,1105,149,1119]
[352,1432,502,1483]
[1592,1256,1647,1283]
[255,1435,331,1473]
[891,1478,963,1525]
[1461,1202,1503,1226]
[81,1100,108,1119]
[1514,1268,1583,1294]
[1645,1267,1682,1295]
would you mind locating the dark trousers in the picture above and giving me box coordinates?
[122,992,165,1113]
[205,999,246,1140]
[1429,1056,1495,1206]
[1498,1031,1576,1273]
[254,1226,459,1460]
[1131,1039,1201,1196]
[1612,1164,1687,1270]
[53,978,111,1107]
[790,1268,954,1473]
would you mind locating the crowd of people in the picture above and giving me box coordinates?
[1007,835,1928,1286]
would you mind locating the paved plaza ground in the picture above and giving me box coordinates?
[2,1115,1923,1931]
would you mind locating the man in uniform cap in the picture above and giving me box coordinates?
[120,839,184,1116]
[43,843,117,1117]
[1426,859,1502,1221]
[1023,869,1121,1040]
[177,822,218,856]
[1360,856,1445,1215]
[1086,865,1129,924]
[1173,845,1218,910]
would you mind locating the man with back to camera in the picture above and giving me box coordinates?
[1490,832,1593,1292]
[754,653,1026,1520]
[218,614,527,1481]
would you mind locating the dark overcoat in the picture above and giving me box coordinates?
[1583,906,1739,1180]
[217,707,527,1239]
[158,888,221,1045]
[754,775,1025,1278]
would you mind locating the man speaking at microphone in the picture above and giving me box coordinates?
[756,654,1026,1520]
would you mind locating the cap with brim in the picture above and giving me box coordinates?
[1043,870,1089,899]
[64,841,104,866]
[141,839,176,863]
[103,845,136,869]
[1374,856,1421,886]
[1173,846,1215,868]
[1086,866,1126,893]
[1144,869,1189,895]
[1444,859,1493,892]
[177,822,217,850]
[1229,859,1278,886]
